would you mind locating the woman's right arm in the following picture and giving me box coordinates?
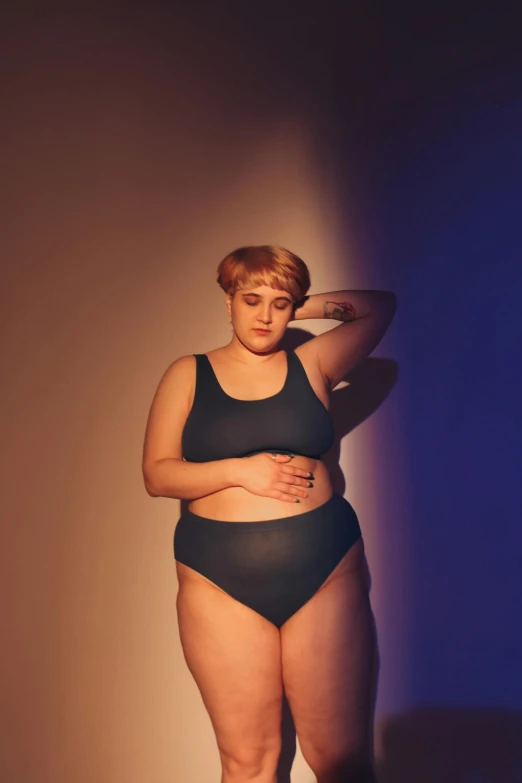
[144,456,239,500]
[142,355,235,499]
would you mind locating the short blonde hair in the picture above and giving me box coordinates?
[217,245,311,304]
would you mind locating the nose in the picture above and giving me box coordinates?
[258,306,272,325]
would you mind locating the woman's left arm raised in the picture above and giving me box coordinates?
[291,290,397,389]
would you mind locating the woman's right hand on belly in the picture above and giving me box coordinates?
[234,452,315,503]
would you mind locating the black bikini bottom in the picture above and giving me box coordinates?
[173,493,362,628]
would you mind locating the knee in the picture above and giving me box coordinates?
[305,746,376,783]
[220,743,280,783]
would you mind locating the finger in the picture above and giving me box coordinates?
[273,490,305,503]
[279,474,312,488]
[280,466,314,478]
[276,482,308,498]
[273,453,293,461]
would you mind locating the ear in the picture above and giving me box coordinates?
[225,292,233,317]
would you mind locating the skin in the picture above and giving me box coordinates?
[324,300,357,321]
[175,283,379,782]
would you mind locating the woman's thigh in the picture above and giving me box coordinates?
[176,563,284,770]
[279,540,378,772]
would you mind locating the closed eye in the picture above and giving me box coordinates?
[245,301,288,310]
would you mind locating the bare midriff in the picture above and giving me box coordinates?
[188,455,334,522]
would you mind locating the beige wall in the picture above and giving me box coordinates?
[1,10,406,782]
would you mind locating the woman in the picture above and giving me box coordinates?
[142,245,396,783]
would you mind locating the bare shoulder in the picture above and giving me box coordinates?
[142,354,197,469]
[161,353,196,382]
[292,340,330,407]
[293,338,323,376]
[153,354,197,404]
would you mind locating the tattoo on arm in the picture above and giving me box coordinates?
[324,300,356,322]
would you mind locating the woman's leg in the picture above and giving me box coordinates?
[280,539,379,783]
[176,562,284,783]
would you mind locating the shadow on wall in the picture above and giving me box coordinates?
[377,707,522,783]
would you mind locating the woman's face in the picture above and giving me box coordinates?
[226,285,294,350]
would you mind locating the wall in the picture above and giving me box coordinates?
[1,3,521,782]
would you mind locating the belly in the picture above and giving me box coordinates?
[188,455,333,521]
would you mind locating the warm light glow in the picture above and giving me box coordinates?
[2,14,410,783]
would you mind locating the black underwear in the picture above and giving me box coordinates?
[173,493,362,628]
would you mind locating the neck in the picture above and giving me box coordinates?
[225,333,282,362]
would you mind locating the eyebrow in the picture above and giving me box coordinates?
[241,293,292,302]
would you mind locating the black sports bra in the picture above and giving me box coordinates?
[181,350,335,462]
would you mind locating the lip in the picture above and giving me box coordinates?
[253,328,271,334]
